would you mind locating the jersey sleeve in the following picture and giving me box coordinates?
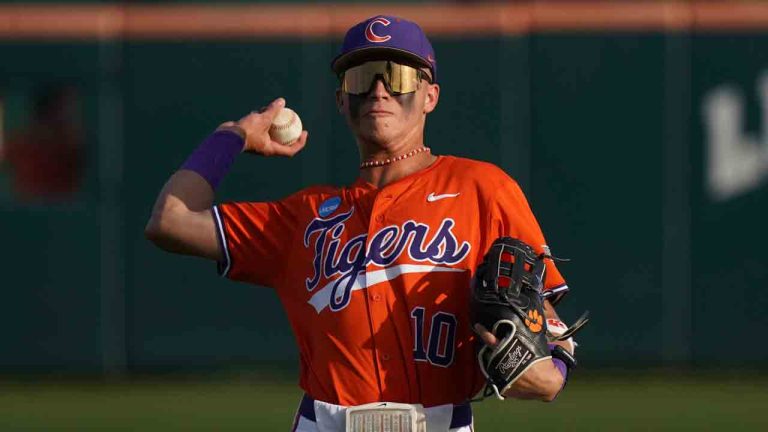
[488,174,569,305]
[213,198,298,288]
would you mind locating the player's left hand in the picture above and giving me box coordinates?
[474,323,564,400]
[471,237,568,402]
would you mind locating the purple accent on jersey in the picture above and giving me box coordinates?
[332,15,437,81]
[297,394,316,422]
[449,402,472,429]
[180,130,244,190]
[542,283,570,306]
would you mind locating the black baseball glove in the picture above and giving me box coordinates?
[471,237,552,400]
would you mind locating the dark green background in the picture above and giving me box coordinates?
[1,31,766,374]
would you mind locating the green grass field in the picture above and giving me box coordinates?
[1,373,766,431]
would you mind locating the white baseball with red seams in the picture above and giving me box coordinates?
[269,107,303,146]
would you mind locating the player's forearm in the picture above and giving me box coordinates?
[147,170,214,233]
[145,170,222,259]
[157,170,215,212]
[149,128,242,220]
[503,361,565,402]
[145,130,244,261]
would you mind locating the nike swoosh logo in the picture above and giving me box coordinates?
[427,192,460,202]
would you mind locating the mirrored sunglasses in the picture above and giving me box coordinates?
[341,61,432,96]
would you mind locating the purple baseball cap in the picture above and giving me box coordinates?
[332,15,437,82]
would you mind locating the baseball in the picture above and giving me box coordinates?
[269,107,303,146]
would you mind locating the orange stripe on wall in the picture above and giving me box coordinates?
[0,2,766,40]
[695,2,768,30]
[532,2,693,31]
[0,5,123,39]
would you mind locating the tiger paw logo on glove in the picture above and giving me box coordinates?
[525,309,543,333]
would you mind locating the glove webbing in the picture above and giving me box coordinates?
[498,246,545,298]
[549,311,590,342]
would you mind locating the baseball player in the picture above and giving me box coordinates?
[146,15,582,432]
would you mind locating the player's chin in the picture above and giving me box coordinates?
[360,116,393,130]
[358,125,397,144]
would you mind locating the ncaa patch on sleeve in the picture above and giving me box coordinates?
[319,196,342,217]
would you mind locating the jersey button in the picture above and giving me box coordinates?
[381,353,391,361]
[371,294,382,302]
[375,215,384,222]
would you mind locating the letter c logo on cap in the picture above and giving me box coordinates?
[365,17,391,43]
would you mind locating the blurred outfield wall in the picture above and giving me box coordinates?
[0,2,766,374]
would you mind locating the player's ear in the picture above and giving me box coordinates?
[335,88,343,112]
[423,83,440,114]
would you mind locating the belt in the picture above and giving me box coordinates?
[298,394,472,429]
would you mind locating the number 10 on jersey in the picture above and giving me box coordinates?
[410,307,457,367]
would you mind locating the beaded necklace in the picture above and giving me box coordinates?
[359,146,431,169]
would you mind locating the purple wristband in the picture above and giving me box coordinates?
[180,130,245,190]
[552,358,568,381]
[548,343,569,401]
[548,343,569,381]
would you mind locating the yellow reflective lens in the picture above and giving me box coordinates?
[342,61,425,95]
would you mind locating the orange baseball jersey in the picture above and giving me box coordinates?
[213,156,568,407]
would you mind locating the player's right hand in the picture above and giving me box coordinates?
[218,98,308,157]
